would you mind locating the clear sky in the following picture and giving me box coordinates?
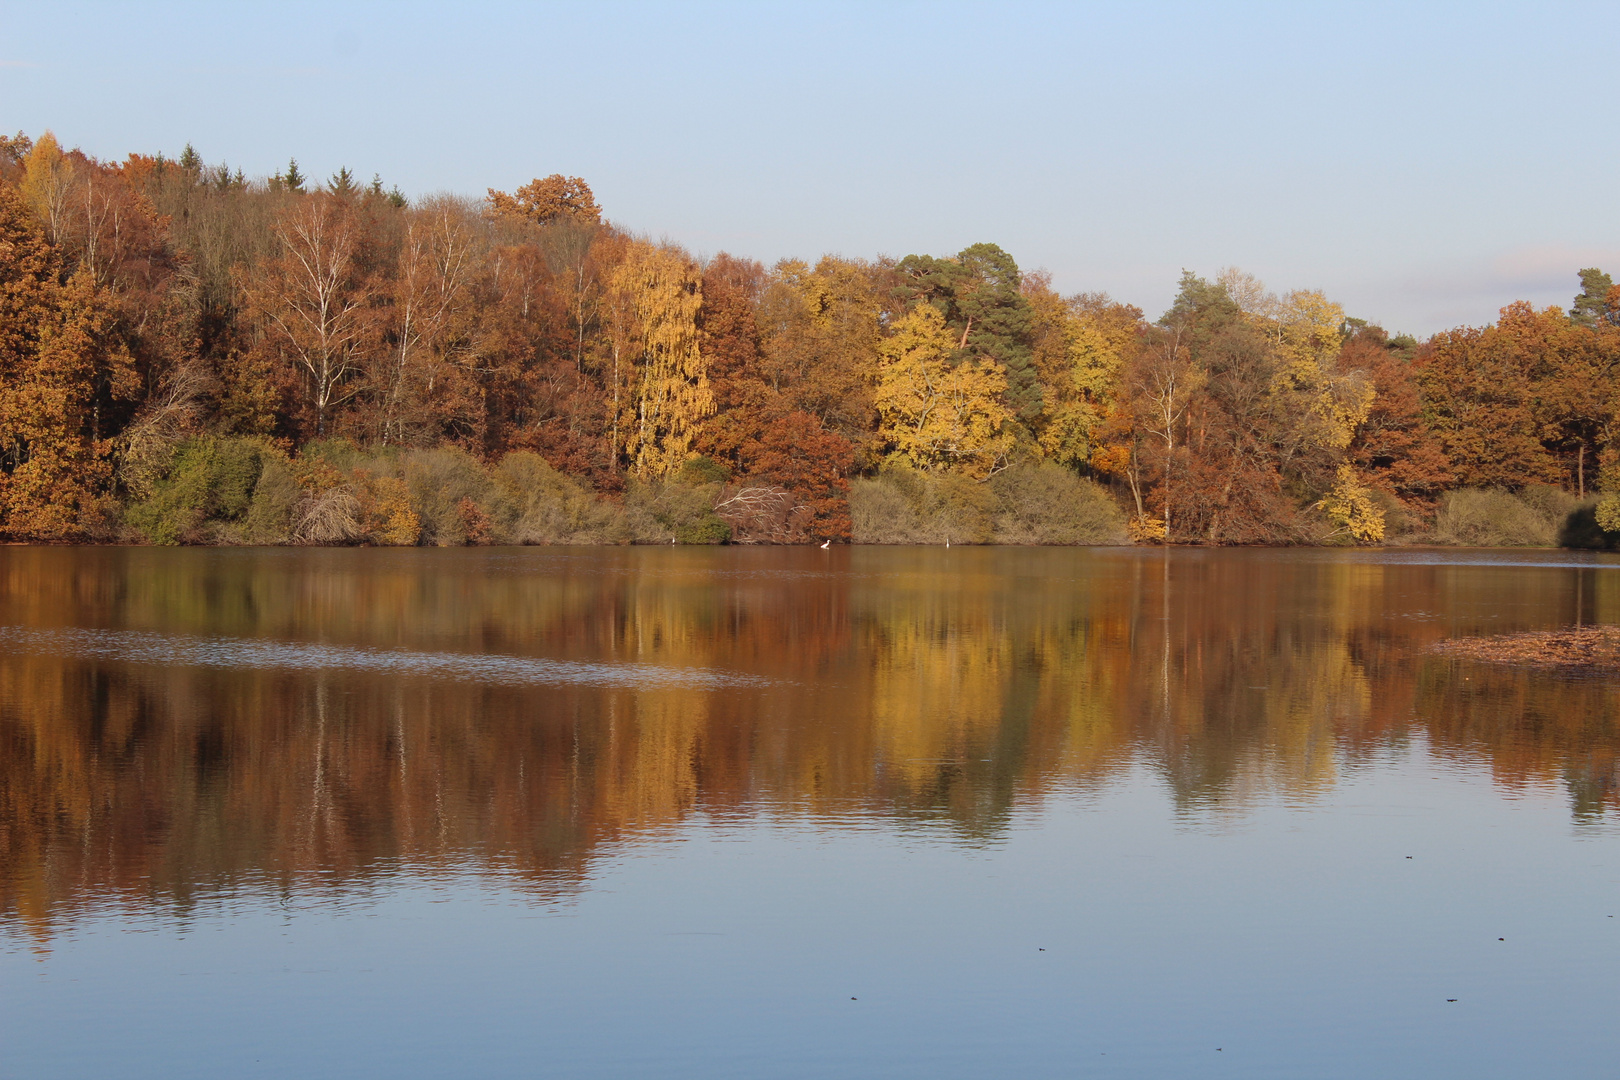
[2,0,1614,336]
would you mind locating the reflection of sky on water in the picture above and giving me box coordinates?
[7,758,1616,1080]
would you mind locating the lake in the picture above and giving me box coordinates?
[3,545,1619,1078]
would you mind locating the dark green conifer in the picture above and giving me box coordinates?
[1571,268,1615,328]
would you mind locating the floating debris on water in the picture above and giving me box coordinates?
[1432,626,1620,672]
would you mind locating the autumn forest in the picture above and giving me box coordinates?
[4,131,1620,548]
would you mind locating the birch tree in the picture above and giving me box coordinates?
[382,197,479,444]
[608,242,713,479]
[243,195,373,437]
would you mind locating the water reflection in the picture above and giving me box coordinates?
[4,545,1619,940]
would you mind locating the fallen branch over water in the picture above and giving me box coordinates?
[1432,626,1620,671]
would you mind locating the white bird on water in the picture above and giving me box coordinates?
[820,539,830,549]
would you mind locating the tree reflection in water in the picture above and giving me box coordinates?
[3,545,1618,941]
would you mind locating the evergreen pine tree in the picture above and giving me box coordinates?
[328,166,357,197]
[1571,268,1615,328]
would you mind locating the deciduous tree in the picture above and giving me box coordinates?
[1419,303,1569,489]
[1025,275,1141,468]
[240,194,377,437]
[0,189,134,538]
[377,196,482,446]
[487,175,601,226]
[755,255,887,446]
[1340,325,1451,507]
[608,242,713,479]
[874,305,1013,479]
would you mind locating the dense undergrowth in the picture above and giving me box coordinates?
[850,463,1126,545]
[121,438,737,546]
[1427,485,1615,549]
[119,438,1142,547]
[116,433,1620,548]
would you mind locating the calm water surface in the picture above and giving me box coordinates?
[4,546,1620,1078]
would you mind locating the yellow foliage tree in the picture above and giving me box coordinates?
[1269,289,1371,450]
[755,255,886,441]
[18,131,73,244]
[874,306,1014,479]
[356,473,421,545]
[609,242,714,479]
[1222,274,1372,454]
[1597,494,1620,533]
[1319,465,1385,543]
[1275,289,1345,366]
[1033,295,1139,467]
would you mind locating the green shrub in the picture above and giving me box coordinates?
[849,475,924,543]
[988,463,1126,545]
[240,458,299,544]
[675,516,732,544]
[491,451,629,544]
[1517,484,1579,534]
[1435,488,1557,547]
[298,438,368,473]
[1366,487,1417,540]
[211,438,263,519]
[849,465,994,544]
[125,443,213,544]
[403,447,495,546]
[674,455,729,485]
[125,436,270,545]
[623,478,730,544]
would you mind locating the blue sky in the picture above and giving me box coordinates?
[2,0,1614,335]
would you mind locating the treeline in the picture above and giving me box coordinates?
[2,130,1619,546]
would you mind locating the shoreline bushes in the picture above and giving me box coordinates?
[1429,485,1588,548]
[100,441,1620,550]
[851,463,1127,545]
[121,440,1140,547]
[122,439,770,546]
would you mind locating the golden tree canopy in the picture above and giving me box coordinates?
[874,305,1013,479]
[610,242,714,479]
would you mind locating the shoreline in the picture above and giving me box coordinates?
[1,540,1613,551]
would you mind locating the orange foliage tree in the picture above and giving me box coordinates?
[1418,302,1576,489]
[0,187,135,538]
[239,193,379,438]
